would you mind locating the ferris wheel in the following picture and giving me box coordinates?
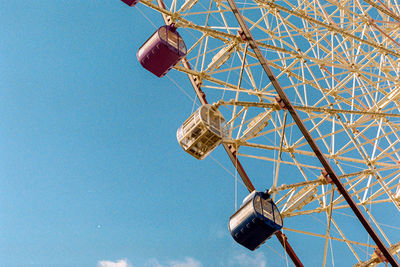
[121,0,400,265]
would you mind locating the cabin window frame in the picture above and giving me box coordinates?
[272,203,282,226]
[158,26,187,56]
[179,38,187,54]
[229,197,256,231]
[199,105,226,138]
[137,31,159,59]
[158,26,167,43]
[166,28,179,51]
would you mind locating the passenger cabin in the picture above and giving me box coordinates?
[229,191,283,251]
[137,25,187,77]
[177,104,227,160]
[121,0,139,6]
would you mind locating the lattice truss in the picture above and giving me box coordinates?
[140,0,400,264]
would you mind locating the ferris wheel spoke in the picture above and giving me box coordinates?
[283,225,377,248]
[355,242,400,266]
[330,217,364,263]
[363,175,400,202]
[270,172,395,262]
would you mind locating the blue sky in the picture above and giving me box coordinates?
[0,1,291,266]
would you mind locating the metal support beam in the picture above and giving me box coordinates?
[224,0,399,266]
[276,230,304,267]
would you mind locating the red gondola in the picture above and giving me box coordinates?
[137,25,187,77]
[121,0,139,6]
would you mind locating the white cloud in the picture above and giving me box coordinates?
[98,259,132,267]
[169,257,202,267]
[229,252,267,267]
[146,257,202,267]
[146,258,164,267]
[98,257,202,267]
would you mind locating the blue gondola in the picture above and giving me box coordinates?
[229,191,283,251]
